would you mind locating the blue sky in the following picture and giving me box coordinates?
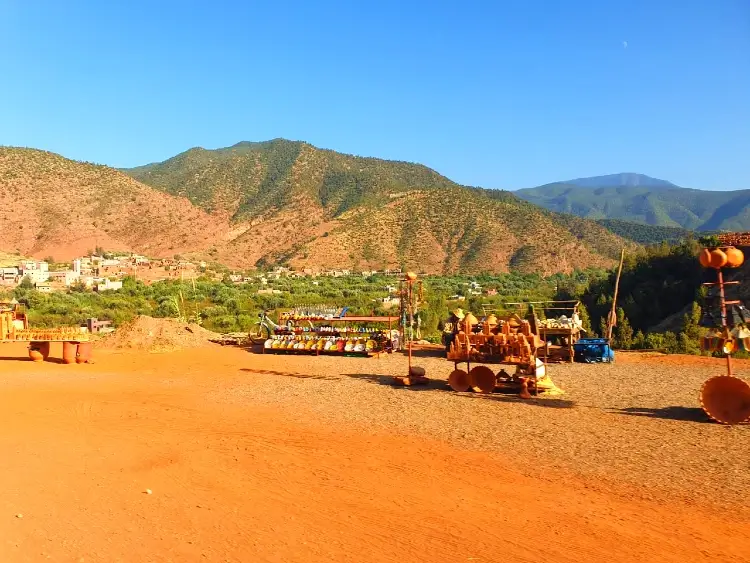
[1,0,748,189]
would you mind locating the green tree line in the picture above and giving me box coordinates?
[2,240,726,356]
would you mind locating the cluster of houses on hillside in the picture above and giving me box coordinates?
[258,267,406,279]
[0,253,224,293]
[1,257,129,293]
[1,254,500,301]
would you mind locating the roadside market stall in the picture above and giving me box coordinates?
[262,306,399,357]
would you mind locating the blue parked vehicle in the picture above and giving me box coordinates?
[573,338,615,363]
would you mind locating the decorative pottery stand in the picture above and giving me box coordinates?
[393,272,428,386]
[698,243,750,424]
[444,310,562,398]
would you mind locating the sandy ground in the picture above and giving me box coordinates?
[0,342,749,562]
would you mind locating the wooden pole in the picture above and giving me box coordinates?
[607,249,626,341]
[717,268,733,376]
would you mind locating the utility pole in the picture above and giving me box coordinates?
[607,249,626,341]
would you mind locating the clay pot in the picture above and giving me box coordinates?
[408,366,426,378]
[448,369,471,392]
[62,341,77,364]
[28,346,43,362]
[701,335,720,352]
[76,341,93,364]
[469,365,496,394]
[709,248,728,269]
[700,375,750,424]
[32,341,51,360]
[699,248,712,268]
[724,246,745,268]
[463,312,478,332]
[519,378,532,399]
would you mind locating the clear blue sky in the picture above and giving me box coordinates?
[1,0,748,189]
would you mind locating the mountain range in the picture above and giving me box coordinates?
[516,173,750,231]
[0,141,631,274]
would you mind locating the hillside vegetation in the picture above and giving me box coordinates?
[127,139,459,220]
[125,139,632,273]
[516,180,750,231]
[595,219,694,245]
[3,269,598,337]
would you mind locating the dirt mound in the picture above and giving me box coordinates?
[99,316,220,352]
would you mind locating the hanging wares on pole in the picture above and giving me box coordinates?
[698,241,750,424]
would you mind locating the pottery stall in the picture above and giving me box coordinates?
[445,308,562,398]
[263,306,399,357]
[0,301,92,363]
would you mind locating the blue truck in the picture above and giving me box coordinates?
[572,338,615,363]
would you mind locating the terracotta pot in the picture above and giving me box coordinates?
[469,365,496,394]
[700,375,750,424]
[701,335,719,352]
[62,341,77,364]
[699,248,712,268]
[28,347,43,362]
[463,313,478,332]
[725,246,745,268]
[722,338,736,355]
[31,341,51,360]
[709,248,728,269]
[448,369,471,392]
[519,378,532,399]
[76,341,93,364]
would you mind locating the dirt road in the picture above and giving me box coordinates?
[0,343,748,562]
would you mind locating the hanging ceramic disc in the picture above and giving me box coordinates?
[448,369,470,392]
[700,375,750,424]
[469,365,496,394]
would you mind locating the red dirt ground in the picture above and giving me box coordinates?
[0,343,748,563]
[617,349,750,367]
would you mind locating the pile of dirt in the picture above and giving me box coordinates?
[99,316,220,352]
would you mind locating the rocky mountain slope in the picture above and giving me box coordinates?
[516,175,750,231]
[0,147,227,260]
[126,139,632,273]
[0,143,633,273]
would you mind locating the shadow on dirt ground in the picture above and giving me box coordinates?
[343,373,448,390]
[396,348,445,358]
[608,406,714,423]
[239,368,339,381]
[0,356,68,364]
[464,394,576,409]
[342,373,576,408]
